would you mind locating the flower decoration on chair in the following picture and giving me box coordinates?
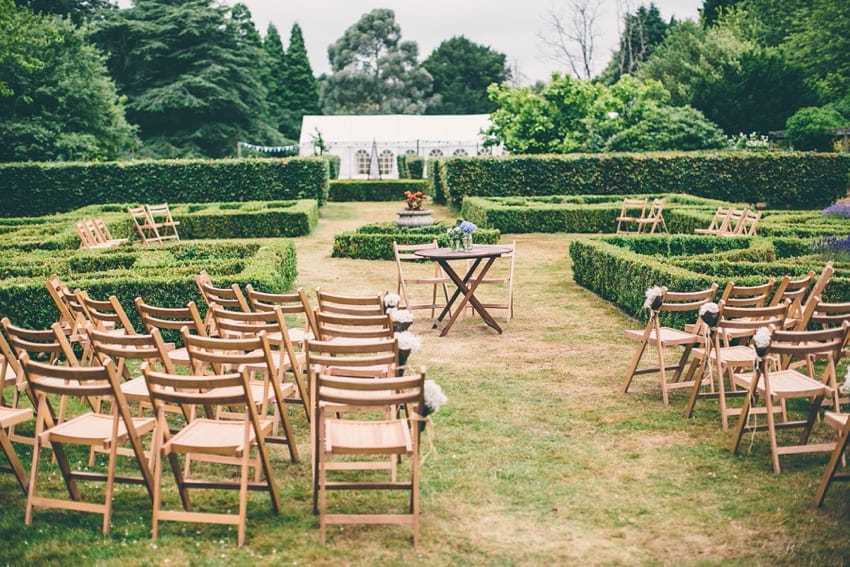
[753,326,772,358]
[643,285,663,311]
[390,308,413,332]
[699,301,720,329]
[420,379,448,432]
[404,190,428,210]
[382,292,401,313]
[395,330,421,369]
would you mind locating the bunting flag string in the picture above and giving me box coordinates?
[237,141,299,154]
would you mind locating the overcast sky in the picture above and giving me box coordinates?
[115,1,704,84]
[235,0,704,84]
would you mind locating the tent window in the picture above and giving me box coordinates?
[379,149,394,175]
[428,149,443,158]
[478,146,491,156]
[355,149,370,175]
[453,149,468,157]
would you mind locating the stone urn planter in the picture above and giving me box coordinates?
[396,208,434,228]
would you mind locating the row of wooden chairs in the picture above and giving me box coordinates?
[0,273,425,545]
[694,206,761,236]
[128,203,180,245]
[619,260,850,504]
[75,217,128,250]
[615,197,668,235]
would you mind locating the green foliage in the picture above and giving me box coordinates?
[321,8,435,114]
[422,35,510,115]
[605,106,727,151]
[436,153,850,209]
[785,106,846,151]
[0,157,329,217]
[598,3,672,84]
[328,180,429,202]
[0,1,138,161]
[333,222,501,260]
[0,239,297,329]
[91,0,284,159]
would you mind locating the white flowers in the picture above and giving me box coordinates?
[700,302,719,318]
[390,309,413,323]
[424,379,448,415]
[396,330,421,352]
[753,327,772,353]
[643,285,663,310]
[382,292,400,311]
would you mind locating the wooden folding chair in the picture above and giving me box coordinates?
[315,288,386,316]
[720,278,776,308]
[615,198,648,235]
[245,284,317,347]
[142,364,280,547]
[194,270,250,335]
[683,301,790,430]
[20,353,156,535]
[75,220,102,249]
[182,329,299,463]
[145,203,180,243]
[392,240,451,318]
[0,404,32,495]
[465,240,516,323]
[209,303,310,421]
[45,274,87,341]
[633,198,667,234]
[694,207,735,235]
[314,367,425,545]
[134,297,207,369]
[91,217,128,247]
[732,209,762,236]
[814,410,850,506]
[76,290,136,336]
[128,205,161,245]
[622,284,718,405]
[730,323,849,473]
[313,310,394,345]
[769,271,815,328]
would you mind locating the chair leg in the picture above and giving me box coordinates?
[0,429,28,494]
[815,424,850,506]
[621,339,649,394]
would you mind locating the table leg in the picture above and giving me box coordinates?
[435,257,502,337]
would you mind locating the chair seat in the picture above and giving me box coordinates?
[0,405,33,428]
[325,419,412,454]
[624,327,703,346]
[164,346,190,366]
[120,376,150,401]
[706,345,756,366]
[733,369,832,398]
[824,411,848,430]
[44,412,155,445]
[210,381,296,404]
[166,417,273,455]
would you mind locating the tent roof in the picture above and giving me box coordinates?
[299,114,492,146]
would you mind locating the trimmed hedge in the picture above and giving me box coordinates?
[0,240,298,330]
[328,180,430,202]
[569,234,850,327]
[333,222,501,260]
[435,152,850,209]
[0,157,330,217]
[397,154,425,179]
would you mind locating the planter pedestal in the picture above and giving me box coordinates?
[396,209,434,228]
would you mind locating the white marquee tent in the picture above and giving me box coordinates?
[298,114,502,179]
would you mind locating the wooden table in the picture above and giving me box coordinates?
[414,244,513,336]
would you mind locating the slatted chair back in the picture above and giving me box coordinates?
[615,198,649,234]
[245,284,316,346]
[128,205,160,245]
[134,297,206,368]
[720,278,775,308]
[634,198,668,234]
[76,289,136,335]
[313,310,394,344]
[694,207,735,235]
[19,352,155,535]
[392,240,451,317]
[315,287,385,316]
[142,363,281,546]
[144,203,180,242]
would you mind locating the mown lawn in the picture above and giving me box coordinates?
[1,201,849,566]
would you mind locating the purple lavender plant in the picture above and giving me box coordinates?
[821,203,850,219]
[812,234,850,261]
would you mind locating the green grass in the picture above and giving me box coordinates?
[1,201,849,565]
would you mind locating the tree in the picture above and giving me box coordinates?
[13,0,113,25]
[422,36,510,115]
[0,0,137,161]
[262,23,288,134]
[321,8,435,114]
[690,46,815,134]
[279,23,319,139]
[92,0,283,158]
[785,106,845,151]
[537,0,601,79]
[598,2,672,85]
[700,0,743,28]
[605,105,727,151]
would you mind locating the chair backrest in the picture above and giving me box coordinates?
[315,288,385,316]
[128,205,160,245]
[45,274,85,335]
[76,289,136,334]
[143,363,259,420]
[695,207,735,235]
[313,310,394,343]
[714,301,790,340]
[245,284,316,342]
[134,297,206,339]
[805,261,835,314]
[314,368,424,410]
[639,198,667,234]
[0,317,78,366]
[145,203,180,242]
[182,328,276,377]
[305,337,399,378]
[75,220,100,249]
[92,217,115,242]
[618,198,648,219]
[770,271,814,320]
[720,278,775,308]
[765,323,849,364]
[88,326,176,379]
[195,270,250,312]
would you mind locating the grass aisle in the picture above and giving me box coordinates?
[1,202,848,565]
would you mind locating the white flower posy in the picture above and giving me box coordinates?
[643,285,663,310]
[753,327,772,351]
[383,292,400,311]
[390,309,413,323]
[699,302,719,318]
[395,330,421,352]
[424,379,448,414]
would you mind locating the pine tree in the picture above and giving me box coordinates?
[262,23,288,135]
[279,22,319,139]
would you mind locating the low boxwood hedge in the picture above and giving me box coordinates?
[327,180,430,202]
[333,222,501,260]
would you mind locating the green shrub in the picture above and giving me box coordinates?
[0,157,330,217]
[333,222,501,260]
[327,180,430,202]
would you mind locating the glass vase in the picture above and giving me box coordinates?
[462,232,473,251]
[451,237,461,252]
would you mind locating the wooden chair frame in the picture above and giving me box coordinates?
[694,207,735,235]
[814,411,850,506]
[633,198,668,234]
[194,270,250,335]
[315,288,386,317]
[465,240,516,323]
[245,284,317,347]
[134,297,207,369]
[144,203,180,243]
[392,240,452,318]
[615,198,649,235]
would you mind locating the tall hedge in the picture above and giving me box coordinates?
[436,152,850,209]
[0,157,330,217]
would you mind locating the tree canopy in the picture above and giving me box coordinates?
[320,8,435,114]
[422,35,510,115]
[0,0,137,161]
